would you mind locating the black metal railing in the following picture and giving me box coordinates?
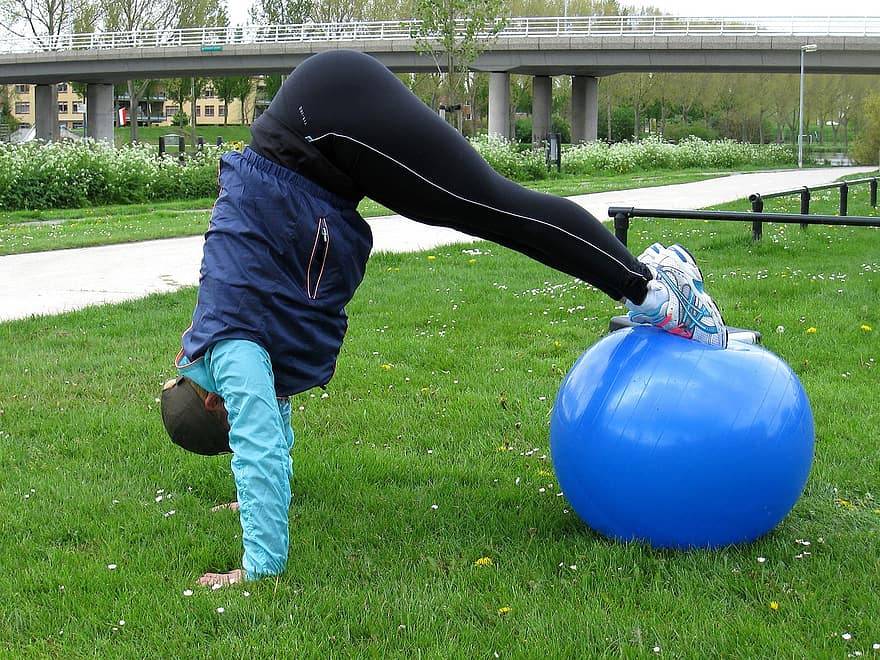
[609,175,879,245]
[609,206,880,246]
[749,176,878,222]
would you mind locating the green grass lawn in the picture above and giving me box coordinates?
[0,167,791,257]
[114,125,253,147]
[0,183,878,656]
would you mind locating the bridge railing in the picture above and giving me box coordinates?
[3,15,880,54]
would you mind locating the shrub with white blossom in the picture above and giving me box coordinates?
[0,136,795,211]
[471,134,794,181]
[0,140,223,210]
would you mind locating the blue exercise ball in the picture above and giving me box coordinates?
[550,326,814,549]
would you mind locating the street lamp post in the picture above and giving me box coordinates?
[798,44,818,169]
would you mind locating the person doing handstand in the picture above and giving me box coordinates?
[161,49,727,587]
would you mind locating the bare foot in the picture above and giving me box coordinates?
[210,501,239,513]
[198,569,245,588]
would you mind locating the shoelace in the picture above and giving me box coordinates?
[655,267,718,335]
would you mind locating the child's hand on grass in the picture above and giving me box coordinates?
[210,501,239,513]
[198,569,245,588]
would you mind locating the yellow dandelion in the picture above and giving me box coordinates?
[468,259,477,264]
[861,324,872,332]
[554,340,561,348]
[381,363,393,370]
[537,469,554,477]
[427,255,436,261]
[474,557,493,567]
[806,327,817,334]
[835,498,853,508]
[769,601,780,611]
[498,606,512,616]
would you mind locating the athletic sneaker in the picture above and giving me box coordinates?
[626,244,728,348]
[640,242,705,287]
[637,242,667,267]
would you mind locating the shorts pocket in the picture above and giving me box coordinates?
[305,217,330,299]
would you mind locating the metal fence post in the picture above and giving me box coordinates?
[839,182,848,216]
[800,186,810,229]
[870,178,878,208]
[749,193,763,241]
[613,211,630,246]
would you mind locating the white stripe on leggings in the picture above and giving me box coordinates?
[308,131,649,283]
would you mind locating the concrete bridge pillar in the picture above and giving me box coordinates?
[86,83,115,143]
[34,84,59,141]
[571,75,599,143]
[488,72,510,140]
[531,75,552,144]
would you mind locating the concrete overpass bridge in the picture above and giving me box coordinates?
[2,15,879,143]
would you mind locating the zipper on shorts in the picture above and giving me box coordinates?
[305,217,330,299]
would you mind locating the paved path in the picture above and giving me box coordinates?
[1,166,873,323]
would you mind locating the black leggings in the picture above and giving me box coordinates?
[253,49,651,303]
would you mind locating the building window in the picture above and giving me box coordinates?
[14,102,30,114]
[195,106,201,117]
[18,122,31,129]
[165,105,179,118]
[15,84,29,93]
[218,104,225,117]
[73,102,85,114]
[204,105,215,117]
[57,83,68,93]
[58,102,69,113]
[72,121,84,129]
[203,88,215,98]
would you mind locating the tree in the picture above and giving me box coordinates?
[248,0,312,23]
[0,0,83,45]
[771,75,800,144]
[412,0,507,131]
[100,0,225,142]
[186,76,208,146]
[806,75,839,145]
[310,0,370,23]
[101,0,178,142]
[176,0,227,146]
[625,73,654,141]
[232,77,254,126]
[212,77,239,126]
[508,0,623,15]
[835,77,870,151]
[853,93,880,165]
[1,85,19,130]
[0,0,91,139]
[165,77,190,127]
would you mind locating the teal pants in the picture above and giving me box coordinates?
[178,339,294,580]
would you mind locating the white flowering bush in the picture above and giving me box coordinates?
[0,140,224,210]
[564,136,794,176]
[0,136,795,210]
[469,135,792,181]
[469,135,549,180]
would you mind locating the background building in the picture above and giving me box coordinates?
[3,81,261,134]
